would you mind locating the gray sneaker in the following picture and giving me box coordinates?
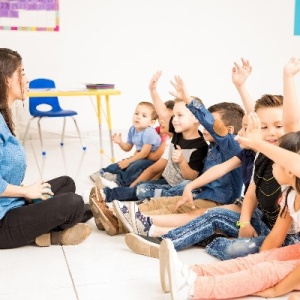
[89,171,101,183]
[125,233,162,258]
[102,172,117,182]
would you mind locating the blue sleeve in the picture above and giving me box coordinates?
[187,99,241,157]
[126,126,135,145]
[141,127,161,151]
[0,136,7,194]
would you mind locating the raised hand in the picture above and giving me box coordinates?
[235,112,262,151]
[169,75,192,104]
[284,56,300,77]
[149,71,162,92]
[112,133,122,144]
[232,57,252,88]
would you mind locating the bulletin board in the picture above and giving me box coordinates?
[0,0,59,31]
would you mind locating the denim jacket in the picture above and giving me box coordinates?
[187,99,242,204]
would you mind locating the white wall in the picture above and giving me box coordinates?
[2,0,300,138]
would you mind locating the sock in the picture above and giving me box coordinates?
[148,224,156,237]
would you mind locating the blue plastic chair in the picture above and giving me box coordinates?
[23,78,86,155]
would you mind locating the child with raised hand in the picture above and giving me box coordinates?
[90,101,162,188]
[159,126,300,300]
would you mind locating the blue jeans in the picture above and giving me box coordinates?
[161,207,265,252]
[136,179,198,200]
[102,159,154,187]
[103,186,138,202]
[207,230,300,260]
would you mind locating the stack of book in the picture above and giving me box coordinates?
[85,83,115,89]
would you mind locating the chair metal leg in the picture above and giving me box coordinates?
[71,117,86,150]
[37,118,46,155]
[60,117,66,146]
[22,117,36,146]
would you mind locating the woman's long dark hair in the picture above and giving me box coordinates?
[279,131,300,217]
[0,48,22,136]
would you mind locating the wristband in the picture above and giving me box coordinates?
[236,221,250,228]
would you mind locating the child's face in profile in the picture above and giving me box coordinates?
[256,106,284,145]
[132,104,155,131]
[172,101,198,133]
[158,108,173,135]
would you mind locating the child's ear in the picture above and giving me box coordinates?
[150,119,156,126]
[228,126,235,134]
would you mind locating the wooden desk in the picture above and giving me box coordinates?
[27,88,121,162]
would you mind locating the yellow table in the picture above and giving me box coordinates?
[27,88,121,162]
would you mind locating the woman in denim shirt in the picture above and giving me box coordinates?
[0,48,92,248]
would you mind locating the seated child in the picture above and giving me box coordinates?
[158,126,300,300]
[89,101,162,188]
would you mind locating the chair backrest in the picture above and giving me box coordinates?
[29,78,62,115]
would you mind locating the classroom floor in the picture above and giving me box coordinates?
[1,132,295,300]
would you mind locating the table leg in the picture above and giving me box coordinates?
[96,95,103,154]
[105,95,115,162]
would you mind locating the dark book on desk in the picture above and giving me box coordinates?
[85,83,115,89]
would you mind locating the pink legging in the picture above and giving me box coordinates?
[190,244,300,299]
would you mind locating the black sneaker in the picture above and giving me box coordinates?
[194,233,227,247]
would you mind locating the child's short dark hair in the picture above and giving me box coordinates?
[254,94,283,111]
[164,100,175,110]
[138,101,158,120]
[208,102,245,134]
[279,131,300,217]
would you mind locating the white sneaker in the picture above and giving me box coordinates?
[159,239,196,299]
[96,176,118,189]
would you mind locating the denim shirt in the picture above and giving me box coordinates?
[187,99,242,204]
[0,114,26,220]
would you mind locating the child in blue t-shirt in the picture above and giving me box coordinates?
[90,101,162,187]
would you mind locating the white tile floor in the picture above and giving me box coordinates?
[2,132,295,300]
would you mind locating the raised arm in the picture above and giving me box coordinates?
[236,112,300,178]
[283,57,300,133]
[232,58,255,113]
[149,71,171,125]
[259,205,293,252]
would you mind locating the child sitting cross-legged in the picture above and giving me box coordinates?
[89,101,162,189]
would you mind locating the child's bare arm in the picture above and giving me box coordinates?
[129,158,168,187]
[149,71,171,125]
[232,58,255,113]
[113,133,133,152]
[259,207,293,252]
[236,113,300,178]
[118,144,152,169]
[283,57,300,133]
[174,156,242,210]
[238,182,259,238]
